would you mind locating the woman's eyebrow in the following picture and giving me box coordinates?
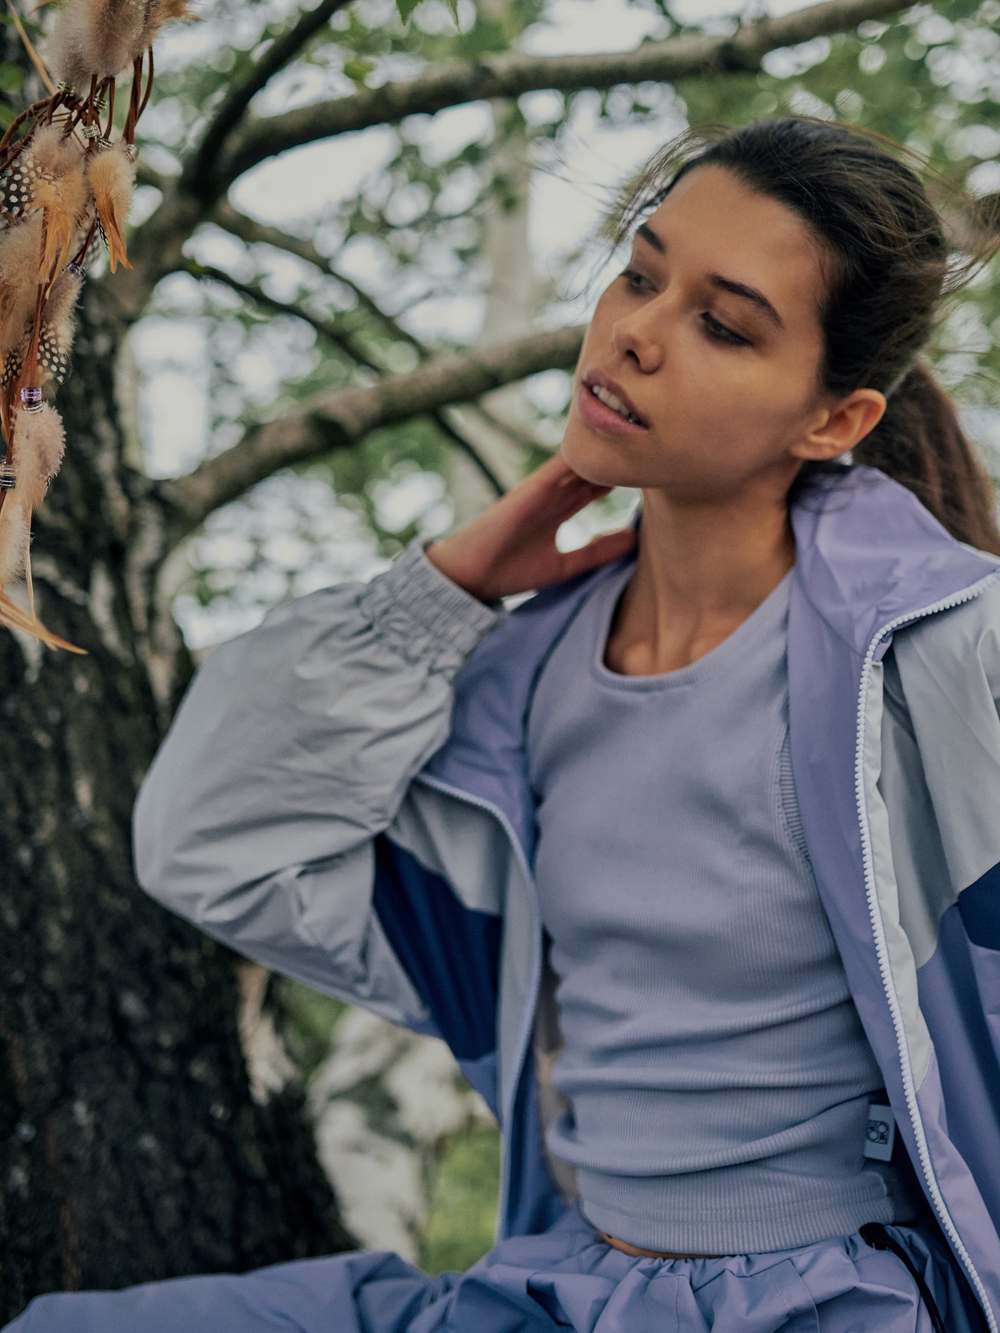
[708,275,784,329]
[633,224,784,331]
[635,222,666,254]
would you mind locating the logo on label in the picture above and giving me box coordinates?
[867,1119,890,1145]
[863,1105,896,1162]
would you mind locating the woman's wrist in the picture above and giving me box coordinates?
[424,537,497,605]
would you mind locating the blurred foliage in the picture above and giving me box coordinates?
[276,976,501,1276]
[419,1124,502,1275]
[277,977,348,1083]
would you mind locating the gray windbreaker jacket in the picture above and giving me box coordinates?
[134,466,1000,1329]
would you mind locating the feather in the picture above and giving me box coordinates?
[11,403,65,510]
[0,127,88,280]
[0,116,81,224]
[24,123,81,181]
[140,0,196,46]
[0,151,42,219]
[50,0,149,85]
[32,170,88,278]
[0,486,85,650]
[1,328,28,393]
[0,214,43,360]
[37,268,81,386]
[86,142,134,272]
[0,586,85,650]
[0,498,28,586]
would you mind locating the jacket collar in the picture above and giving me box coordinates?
[789,465,998,658]
[421,466,1000,853]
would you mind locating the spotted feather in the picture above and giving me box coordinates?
[0,157,42,218]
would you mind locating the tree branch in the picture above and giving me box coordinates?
[162,325,583,533]
[207,200,430,355]
[191,259,508,496]
[120,0,907,325]
[207,201,546,459]
[215,0,909,190]
[184,0,351,199]
[192,260,374,363]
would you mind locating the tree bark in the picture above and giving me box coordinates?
[0,286,352,1324]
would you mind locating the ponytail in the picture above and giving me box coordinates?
[854,364,1000,556]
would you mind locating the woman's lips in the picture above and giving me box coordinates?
[576,383,650,435]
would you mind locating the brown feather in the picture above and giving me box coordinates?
[50,0,149,86]
[32,170,88,278]
[86,142,134,272]
[0,498,28,586]
[12,403,65,510]
[37,268,81,386]
[140,0,196,45]
[24,123,81,180]
[0,585,85,651]
[0,214,43,361]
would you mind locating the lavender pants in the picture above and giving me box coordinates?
[5,1206,984,1332]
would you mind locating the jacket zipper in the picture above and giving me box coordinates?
[854,570,1000,1333]
[423,565,1000,1306]
[414,771,544,1234]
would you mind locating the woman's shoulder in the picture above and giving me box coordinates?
[892,567,1000,698]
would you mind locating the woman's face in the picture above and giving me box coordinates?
[562,165,837,500]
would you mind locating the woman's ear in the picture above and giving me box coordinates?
[791,388,887,463]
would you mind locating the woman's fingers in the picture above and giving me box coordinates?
[527,454,612,522]
[426,454,630,601]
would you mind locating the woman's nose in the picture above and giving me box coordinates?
[611,304,665,374]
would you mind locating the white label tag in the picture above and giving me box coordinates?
[864,1105,896,1161]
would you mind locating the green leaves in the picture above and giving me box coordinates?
[393,0,459,28]
[394,0,423,22]
[342,55,375,85]
[0,62,23,93]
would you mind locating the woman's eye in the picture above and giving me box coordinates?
[621,268,651,292]
[701,312,750,346]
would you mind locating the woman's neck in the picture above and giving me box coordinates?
[604,485,796,677]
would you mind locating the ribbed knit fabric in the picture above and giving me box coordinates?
[527,561,917,1255]
[359,539,505,675]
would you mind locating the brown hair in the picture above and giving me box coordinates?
[600,118,1000,555]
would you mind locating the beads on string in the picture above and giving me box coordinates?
[0,466,16,491]
[20,387,43,413]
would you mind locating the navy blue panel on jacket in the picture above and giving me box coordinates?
[960,862,1000,950]
[373,835,501,1064]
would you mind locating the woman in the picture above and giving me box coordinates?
[11,118,1000,1332]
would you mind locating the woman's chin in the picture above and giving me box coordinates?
[561,428,641,490]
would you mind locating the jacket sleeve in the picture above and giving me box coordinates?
[132,539,505,1023]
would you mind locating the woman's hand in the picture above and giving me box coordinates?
[426,454,638,603]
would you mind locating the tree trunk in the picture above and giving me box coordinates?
[0,283,352,1324]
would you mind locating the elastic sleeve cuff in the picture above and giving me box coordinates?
[358,537,506,674]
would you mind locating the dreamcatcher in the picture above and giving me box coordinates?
[0,0,193,650]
